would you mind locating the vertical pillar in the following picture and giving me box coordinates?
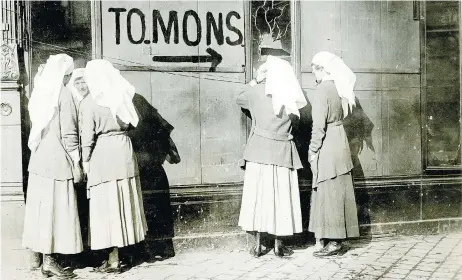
[0,42,24,202]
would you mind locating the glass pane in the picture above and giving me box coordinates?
[30,0,92,86]
[250,0,292,76]
[425,1,461,167]
[426,1,459,31]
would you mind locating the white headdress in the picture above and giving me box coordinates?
[262,55,307,117]
[33,64,45,87]
[66,68,86,104]
[84,59,139,127]
[312,51,356,117]
[28,54,74,152]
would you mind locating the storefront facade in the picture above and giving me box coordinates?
[1,1,461,244]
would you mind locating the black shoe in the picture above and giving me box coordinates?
[313,242,327,255]
[274,246,294,258]
[93,260,109,273]
[42,255,76,279]
[250,245,262,257]
[93,260,122,274]
[313,241,343,257]
[105,262,122,274]
[30,251,42,270]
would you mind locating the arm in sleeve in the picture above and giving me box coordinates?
[59,89,80,162]
[308,87,328,157]
[159,114,174,135]
[152,107,174,135]
[236,86,250,109]
[79,101,96,162]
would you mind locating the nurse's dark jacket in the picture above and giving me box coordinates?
[236,83,303,170]
[309,80,353,184]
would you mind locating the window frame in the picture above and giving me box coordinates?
[244,0,301,82]
[421,0,462,173]
[91,0,102,60]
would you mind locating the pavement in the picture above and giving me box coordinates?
[2,232,462,280]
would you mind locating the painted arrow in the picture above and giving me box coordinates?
[152,47,223,72]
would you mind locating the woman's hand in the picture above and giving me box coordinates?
[308,153,317,163]
[308,153,318,179]
[73,161,83,184]
[82,161,90,174]
[249,79,258,87]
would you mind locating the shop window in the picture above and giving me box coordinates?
[30,0,92,86]
[250,0,292,77]
[424,1,461,168]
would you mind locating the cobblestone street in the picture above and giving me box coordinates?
[3,232,462,280]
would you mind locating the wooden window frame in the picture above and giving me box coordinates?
[91,0,102,60]
[421,1,462,173]
[244,0,301,82]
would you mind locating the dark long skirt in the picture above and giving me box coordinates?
[309,172,360,239]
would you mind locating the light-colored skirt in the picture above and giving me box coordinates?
[238,162,303,236]
[309,172,360,239]
[22,173,83,254]
[88,176,148,250]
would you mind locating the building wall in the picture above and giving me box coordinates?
[100,1,461,242]
[121,71,247,185]
[110,1,426,186]
[100,0,248,185]
[4,1,460,245]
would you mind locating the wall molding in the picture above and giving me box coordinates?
[141,174,462,199]
[1,182,24,202]
[0,81,21,90]
[164,218,462,247]
[301,68,421,74]
[5,174,459,201]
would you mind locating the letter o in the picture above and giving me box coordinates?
[183,10,202,47]
[127,8,146,44]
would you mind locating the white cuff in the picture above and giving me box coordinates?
[309,154,317,163]
[69,150,80,163]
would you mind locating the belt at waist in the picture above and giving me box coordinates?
[252,126,293,141]
[326,120,343,128]
[98,131,128,138]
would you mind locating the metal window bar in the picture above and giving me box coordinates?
[1,0,26,48]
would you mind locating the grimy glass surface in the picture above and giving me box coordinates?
[250,0,292,78]
[30,0,92,85]
[425,1,461,167]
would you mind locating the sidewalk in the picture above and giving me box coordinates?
[2,232,462,280]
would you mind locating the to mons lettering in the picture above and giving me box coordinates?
[108,8,244,47]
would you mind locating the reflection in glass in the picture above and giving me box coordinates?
[425,1,461,167]
[31,0,92,86]
[250,0,292,76]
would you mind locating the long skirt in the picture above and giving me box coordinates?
[238,162,303,236]
[22,173,83,254]
[309,172,360,239]
[88,176,148,250]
